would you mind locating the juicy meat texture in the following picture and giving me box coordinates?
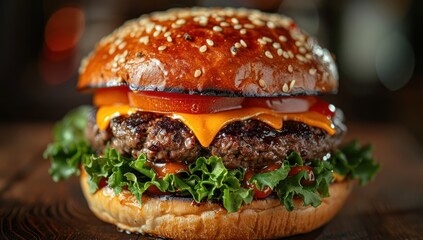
[86,109,345,170]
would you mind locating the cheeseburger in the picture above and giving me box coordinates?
[45,8,379,239]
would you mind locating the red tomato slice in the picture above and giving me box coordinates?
[147,162,188,195]
[95,88,334,117]
[242,96,317,113]
[98,177,108,189]
[243,96,335,117]
[309,99,336,118]
[129,91,244,114]
[147,185,168,195]
[152,162,188,178]
[93,87,129,106]
[244,163,281,199]
[260,163,282,173]
[244,170,272,199]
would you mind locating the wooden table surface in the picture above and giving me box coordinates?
[1,123,422,239]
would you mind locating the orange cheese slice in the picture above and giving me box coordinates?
[96,105,138,130]
[96,105,335,147]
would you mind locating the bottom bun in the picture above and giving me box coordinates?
[80,169,353,239]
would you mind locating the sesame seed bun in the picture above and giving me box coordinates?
[78,8,338,96]
[80,169,353,239]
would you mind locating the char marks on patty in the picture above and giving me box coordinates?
[86,108,345,170]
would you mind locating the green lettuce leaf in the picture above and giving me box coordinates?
[250,161,290,190]
[330,141,380,186]
[44,107,380,213]
[71,144,254,212]
[274,158,333,211]
[43,106,92,182]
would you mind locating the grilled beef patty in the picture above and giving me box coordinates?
[86,108,345,170]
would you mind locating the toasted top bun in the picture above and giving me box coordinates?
[78,8,338,97]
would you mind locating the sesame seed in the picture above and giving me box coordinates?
[283,52,289,59]
[230,46,238,55]
[267,21,276,29]
[171,23,181,28]
[288,51,294,58]
[263,37,273,43]
[240,39,247,48]
[114,38,123,45]
[234,42,242,48]
[295,41,302,47]
[231,18,239,24]
[277,49,283,56]
[153,30,160,37]
[233,24,242,30]
[258,38,267,45]
[291,31,302,40]
[176,19,186,25]
[158,45,167,51]
[194,69,202,78]
[220,22,230,27]
[309,68,317,75]
[290,80,296,89]
[282,83,289,92]
[272,42,281,49]
[279,35,287,42]
[299,47,306,54]
[139,36,149,45]
[265,51,273,59]
[199,16,208,22]
[167,36,173,42]
[112,62,118,68]
[252,19,265,26]
[164,32,171,37]
[108,47,116,55]
[155,25,163,31]
[288,65,293,73]
[213,26,223,32]
[146,23,155,33]
[206,39,214,46]
[215,16,224,22]
[183,33,192,41]
[122,50,128,57]
[199,45,207,53]
[259,79,266,88]
[296,55,306,62]
[323,72,329,78]
[199,20,208,26]
[240,29,247,34]
[244,23,255,29]
[306,54,313,59]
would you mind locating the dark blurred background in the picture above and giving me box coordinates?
[1,0,423,142]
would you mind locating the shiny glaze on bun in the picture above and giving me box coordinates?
[78,8,338,96]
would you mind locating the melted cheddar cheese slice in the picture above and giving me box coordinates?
[96,105,335,147]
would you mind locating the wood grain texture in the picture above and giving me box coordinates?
[1,123,423,239]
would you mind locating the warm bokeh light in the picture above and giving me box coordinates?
[40,6,85,85]
[44,7,85,52]
[39,46,80,85]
